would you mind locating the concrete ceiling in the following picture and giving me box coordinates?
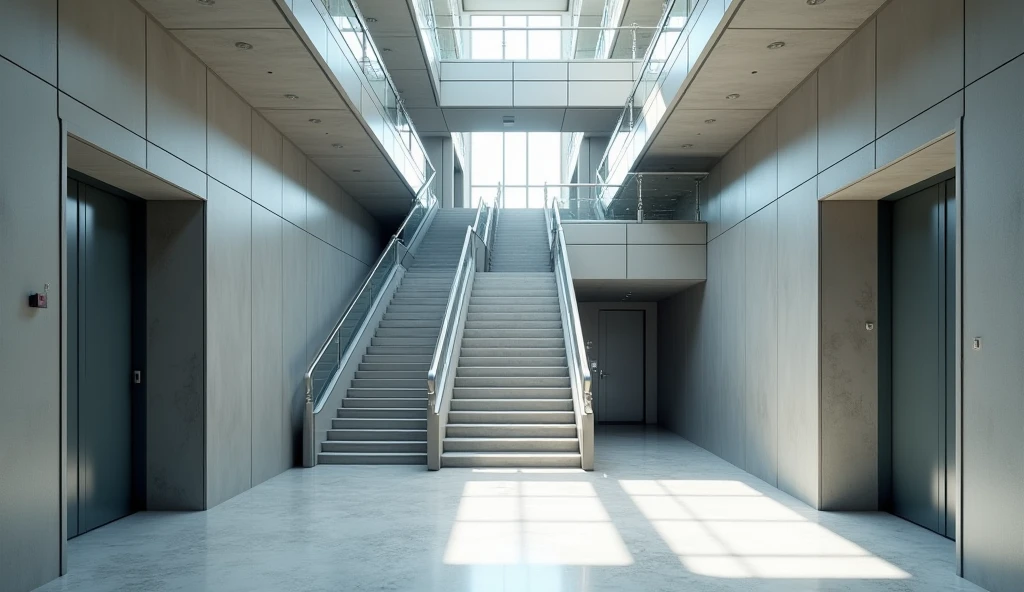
[135,0,419,220]
[639,0,887,169]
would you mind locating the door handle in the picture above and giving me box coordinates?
[599,370,609,379]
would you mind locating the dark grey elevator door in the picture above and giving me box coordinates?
[891,179,955,538]
[67,180,134,537]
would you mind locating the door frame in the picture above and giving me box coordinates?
[596,308,647,424]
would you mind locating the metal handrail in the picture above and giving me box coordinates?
[303,173,436,409]
[426,199,488,407]
[549,203,593,416]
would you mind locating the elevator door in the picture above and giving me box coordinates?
[67,179,135,537]
[891,178,955,538]
[597,310,645,423]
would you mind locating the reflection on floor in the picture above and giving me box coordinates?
[37,427,982,592]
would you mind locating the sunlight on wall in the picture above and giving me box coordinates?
[444,481,633,566]
[620,480,911,579]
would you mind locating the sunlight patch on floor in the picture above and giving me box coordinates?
[444,481,633,566]
[621,479,911,579]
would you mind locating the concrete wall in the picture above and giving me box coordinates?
[563,222,706,281]
[0,1,382,589]
[660,0,1024,589]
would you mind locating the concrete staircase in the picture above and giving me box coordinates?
[490,209,551,272]
[318,208,478,464]
[441,209,580,468]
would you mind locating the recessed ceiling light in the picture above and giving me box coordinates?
[352,169,362,172]
[806,0,826,5]
[767,41,786,50]
[751,70,759,74]
[197,0,215,5]
[681,144,694,148]
[704,119,716,124]
[332,143,344,149]
[725,93,740,100]
[284,94,299,100]
[366,17,378,22]
[234,41,253,50]
[381,47,392,52]
[308,118,322,124]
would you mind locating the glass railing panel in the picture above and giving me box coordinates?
[308,240,398,408]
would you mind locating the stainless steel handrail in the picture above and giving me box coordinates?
[304,173,436,408]
[426,198,488,406]
[548,200,593,416]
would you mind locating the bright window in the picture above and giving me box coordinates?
[470,132,564,208]
[469,15,564,60]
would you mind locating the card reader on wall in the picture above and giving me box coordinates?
[29,293,48,308]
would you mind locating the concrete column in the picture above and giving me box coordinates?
[441,137,455,208]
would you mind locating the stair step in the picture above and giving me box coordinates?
[467,306,561,314]
[459,347,566,358]
[319,452,426,465]
[327,428,426,441]
[348,387,428,398]
[452,387,571,399]
[462,329,563,339]
[445,423,577,438]
[363,354,432,364]
[441,452,580,468]
[342,397,427,408]
[332,417,427,429]
[321,441,427,453]
[358,362,429,372]
[458,356,567,367]
[366,346,435,355]
[450,398,574,411]
[460,338,565,348]
[448,410,575,424]
[375,328,440,338]
[378,320,441,328]
[371,337,437,346]
[443,437,579,452]
[466,312,561,322]
[355,370,427,379]
[464,322,562,331]
[352,378,427,388]
[456,366,568,377]
[337,407,426,419]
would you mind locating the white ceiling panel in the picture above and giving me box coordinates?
[647,108,770,158]
[372,36,432,70]
[391,69,438,107]
[406,107,451,133]
[361,0,418,36]
[561,108,623,131]
[260,108,379,157]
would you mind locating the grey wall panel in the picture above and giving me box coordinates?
[719,225,746,468]
[705,238,724,455]
[146,19,207,172]
[207,72,252,198]
[965,0,1024,84]
[962,54,1024,592]
[817,143,875,199]
[776,180,819,508]
[282,139,307,229]
[705,162,722,239]
[145,202,206,511]
[819,202,878,510]
[818,21,875,171]
[282,222,309,466]
[58,0,146,136]
[744,111,778,217]
[252,113,284,216]
[744,202,778,486]
[719,141,746,231]
[875,0,964,137]
[205,180,253,508]
[0,0,57,84]
[0,58,62,592]
[876,92,962,168]
[251,205,286,486]
[777,73,817,197]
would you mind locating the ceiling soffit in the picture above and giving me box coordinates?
[137,0,418,218]
[641,0,886,167]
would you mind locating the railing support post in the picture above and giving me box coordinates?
[636,174,644,223]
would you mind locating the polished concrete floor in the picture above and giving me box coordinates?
[38,427,983,592]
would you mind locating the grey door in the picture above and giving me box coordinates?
[891,178,956,539]
[597,310,645,423]
[67,179,135,536]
